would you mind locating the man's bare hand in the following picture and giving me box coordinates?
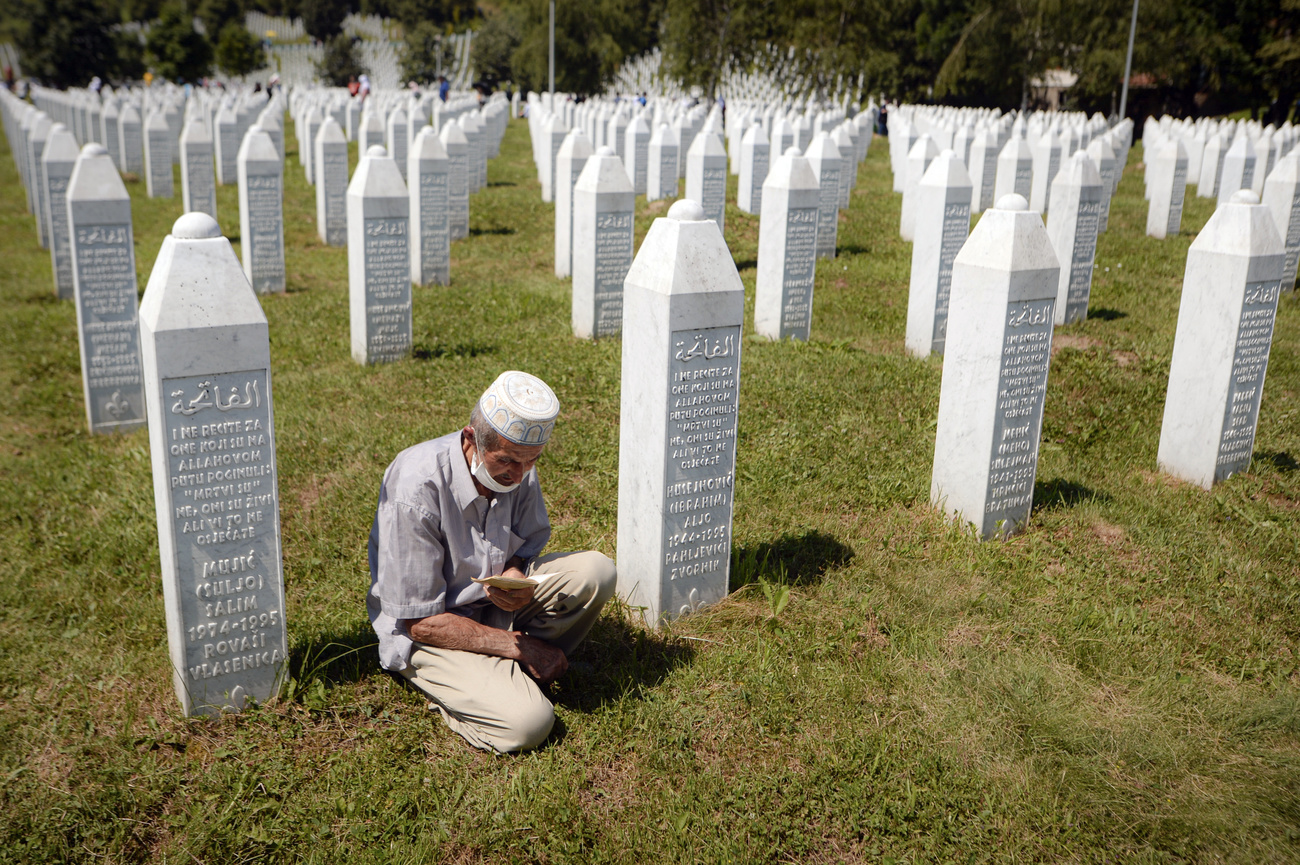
[484,567,536,611]
[513,633,568,684]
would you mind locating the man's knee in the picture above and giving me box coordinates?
[584,551,617,604]
[492,698,555,753]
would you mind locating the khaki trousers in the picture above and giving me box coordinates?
[400,550,616,753]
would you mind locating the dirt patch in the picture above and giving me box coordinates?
[1092,521,1126,545]
[1112,350,1140,367]
[855,618,889,650]
[1051,334,1100,356]
[644,199,668,214]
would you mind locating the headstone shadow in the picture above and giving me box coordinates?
[287,620,383,691]
[549,612,696,713]
[468,226,516,236]
[1032,477,1110,513]
[411,340,497,360]
[1088,307,1127,321]
[729,530,855,590]
[1254,450,1299,474]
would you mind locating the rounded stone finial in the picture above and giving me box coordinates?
[785,146,802,157]
[172,212,222,239]
[367,144,388,158]
[81,142,108,157]
[596,145,615,157]
[996,193,1029,211]
[668,199,706,221]
[939,148,956,158]
[1230,189,1260,205]
[249,124,263,133]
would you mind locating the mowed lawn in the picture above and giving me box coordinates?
[0,108,1297,864]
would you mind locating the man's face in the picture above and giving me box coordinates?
[478,436,546,487]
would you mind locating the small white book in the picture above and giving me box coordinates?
[472,572,556,590]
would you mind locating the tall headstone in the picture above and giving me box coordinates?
[993,136,1034,204]
[616,199,744,627]
[904,150,972,357]
[930,194,1060,539]
[1157,191,1284,488]
[42,123,79,300]
[624,113,651,196]
[572,146,635,339]
[900,133,940,241]
[647,123,680,202]
[540,112,567,203]
[831,124,857,209]
[1218,135,1256,207]
[257,104,284,163]
[302,106,322,185]
[1085,135,1116,233]
[409,127,451,286]
[214,104,239,185]
[138,212,288,716]
[237,126,285,294]
[1262,149,1300,291]
[27,112,51,249]
[118,103,144,176]
[554,129,594,279]
[66,143,146,435]
[1198,133,1226,199]
[1046,151,1104,324]
[1146,137,1189,239]
[180,114,217,220]
[101,99,121,170]
[348,146,412,365]
[314,116,349,247]
[737,122,769,215]
[684,129,727,232]
[387,106,409,182]
[804,132,842,259]
[439,121,470,240]
[968,125,999,213]
[360,110,385,153]
[144,111,174,199]
[755,147,820,341]
[1028,128,1062,215]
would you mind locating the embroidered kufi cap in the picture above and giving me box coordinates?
[478,371,559,445]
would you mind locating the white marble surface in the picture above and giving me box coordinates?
[1158,191,1285,489]
[684,130,727,232]
[968,126,999,212]
[314,117,348,248]
[993,136,1033,205]
[617,198,745,627]
[554,129,593,278]
[905,149,971,357]
[540,112,567,202]
[180,115,217,220]
[737,122,769,214]
[1146,137,1188,239]
[42,123,78,300]
[1218,135,1256,206]
[900,133,938,240]
[755,147,820,340]
[138,211,288,717]
[1028,128,1061,215]
[237,126,285,294]
[624,114,650,196]
[409,126,451,286]
[1261,150,1300,290]
[347,145,411,365]
[144,111,173,199]
[438,121,469,240]
[1085,135,1116,233]
[1047,151,1104,324]
[647,122,679,202]
[572,147,635,339]
[805,131,843,259]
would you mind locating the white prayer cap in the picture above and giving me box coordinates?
[478,371,560,445]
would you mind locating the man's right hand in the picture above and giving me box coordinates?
[513,633,568,684]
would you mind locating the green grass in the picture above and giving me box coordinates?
[0,114,1298,864]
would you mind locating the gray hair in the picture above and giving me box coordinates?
[468,403,504,453]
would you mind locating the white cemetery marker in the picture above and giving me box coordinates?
[1218,135,1256,206]
[439,121,470,240]
[180,115,217,220]
[554,129,594,279]
[257,104,284,163]
[1198,134,1226,199]
[138,212,287,716]
[302,107,322,186]
[685,129,727,232]
[360,110,385,154]
[314,116,348,247]
[67,143,146,435]
[755,147,820,341]
[904,149,972,358]
[1046,151,1104,324]
[993,136,1034,204]
[118,103,144,176]
[624,114,650,196]
[28,112,51,249]
[616,198,744,627]
[968,126,999,212]
[144,111,174,199]
[1146,137,1189,239]
[900,133,939,241]
[409,127,451,286]
[1085,136,1116,233]
[737,122,770,215]
[237,126,285,294]
[101,100,121,169]
[540,112,567,203]
[348,146,412,365]
[930,194,1060,539]
[1029,128,1062,215]
[43,123,79,300]
[804,131,842,259]
[387,107,408,182]
[647,123,680,202]
[1262,150,1300,290]
[214,105,239,185]
[572,146,635,339]
[1157,190,1285,488]
[831,124,857,210]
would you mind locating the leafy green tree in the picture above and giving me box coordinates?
[13,0,121,89]
[470,12,521,86]
[301,0,348,41]
[500,0,657,95]
[400,20,453,84]
[393,0,479,32]
[315,32,366,84]
[146,2,214,81]
[199,0,246,39]
[112,28,147,82]
[215,21,266,76]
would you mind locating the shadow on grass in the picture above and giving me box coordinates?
[1254,450,1299,474]
[487,181,517,188]
[733,258,757,271]
[729,530,855,591]
[1089,307,1127,321]
[1033,477,1110,513]
[412,340,498,360]
[551,611,696,715]
[837,244,877,257]
[288,620,383,694]
[469,226,516,236]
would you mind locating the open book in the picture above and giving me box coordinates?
[472,572,556,591]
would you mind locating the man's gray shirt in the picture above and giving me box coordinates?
[367,431,551,671]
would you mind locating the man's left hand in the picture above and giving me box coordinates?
[485,567,535,611]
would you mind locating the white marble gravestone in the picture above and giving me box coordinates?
[647,123,680,202]
[968,126,999,213]
[101,99,121,170]
[1218,135,1256,206]
[67,143,146,435]
[409,127,451,286]
[900,133,939,241]
[572,146,635,339]
[237,126,285,294]
[139,212,288,717]
[27,112,51,249]
[1262,150,1300,290]
[144,111,174,198]
[1198,133,1226,199]
[214,105,239,185]
[118,102,144,176]
[348,145,411,365]
[301,107,322,185]
[1047,151,1104,324]
[1147,137,1188,239]
[930,194,1060,539]
[387,106,408,182]
[360,110,385,154]
[737,122,769,214]
[831,124,857,210]
[257,103,284,163]
[1157,191,1285,488]
[624,113,651,196]
[1085,136,1116,233]
[180,115,217,220]
[1028,128,1062,215]
[438,121,470,240]
[554,129,593,279]
[993,136,1034,204]
[540,112,567,203]
[755,147,820,341]
[685,129,727,232]
[805,132,842,259]
[42,123,79,300]
[314,116,348,247]
[616,198,744,627]
[905,149,972,357]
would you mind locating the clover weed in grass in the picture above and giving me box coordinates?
[0,112,1297,864]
